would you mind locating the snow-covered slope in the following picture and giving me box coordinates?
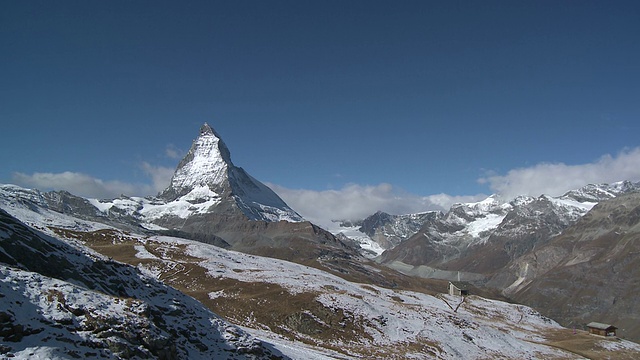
[160,123,233,200]
[332,195,520,258]
[0,183,365,289]
[0,208,285,359]
[179,236,580,358]
[330,223,386,257]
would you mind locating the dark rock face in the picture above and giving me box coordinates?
[500,193,640,341]
[359,211,394,237]
[359,211,440,249]
[42,191,105,217]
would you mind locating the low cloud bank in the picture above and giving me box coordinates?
[273,147,640,227]
[11,163,174,199]
[268,183,485,229]
[10,168,484,228]
[478,147,640,199]
[10,147,640,228]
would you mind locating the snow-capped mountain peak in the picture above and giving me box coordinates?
[156,123,303,222]
[560,180,640,203]
[160,123,233,201]
[0,123,305,227]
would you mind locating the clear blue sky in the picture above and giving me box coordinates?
[2,1,640,210]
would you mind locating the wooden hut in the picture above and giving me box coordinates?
[586,322,617,337]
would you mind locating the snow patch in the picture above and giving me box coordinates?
[134,245,158,259]
[465,213,507,238]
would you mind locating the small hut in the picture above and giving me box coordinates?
[448,281,470,296]
[586,322,617,337]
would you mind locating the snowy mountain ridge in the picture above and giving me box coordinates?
[339,181,640,258]
[350,211,439,256]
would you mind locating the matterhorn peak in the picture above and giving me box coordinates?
[159,123,233,200]
[158,123,304,222]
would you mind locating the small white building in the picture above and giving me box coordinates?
[448,281,470,296]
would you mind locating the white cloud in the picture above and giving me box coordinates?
[424,193,490,209]
[9,166,487,228]
[140,162,175,194]
[478,147,640,199]
[15,147,639,228]
[11,163,175,199]
[165,144,184,160]
[20,146,639,227]
[268,183,486,228]
[11,171,145,199]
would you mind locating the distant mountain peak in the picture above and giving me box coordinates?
[160,123,232,200]
[158,123,303,222]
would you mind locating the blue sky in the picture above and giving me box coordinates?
[2,1,640,222]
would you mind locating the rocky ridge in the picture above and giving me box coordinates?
[356,182,639,278]
[358,210,439,250]
[354,181,640,341]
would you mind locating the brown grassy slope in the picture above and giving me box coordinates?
[49,227,640,359]
[50,227,452,358]
[540,328,640,360]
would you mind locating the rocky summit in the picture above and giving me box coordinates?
[159,123,303,222]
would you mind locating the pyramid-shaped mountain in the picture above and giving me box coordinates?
[159,123,303,222]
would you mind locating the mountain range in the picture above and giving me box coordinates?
[2,123,640,358]
[337,180,640,342]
